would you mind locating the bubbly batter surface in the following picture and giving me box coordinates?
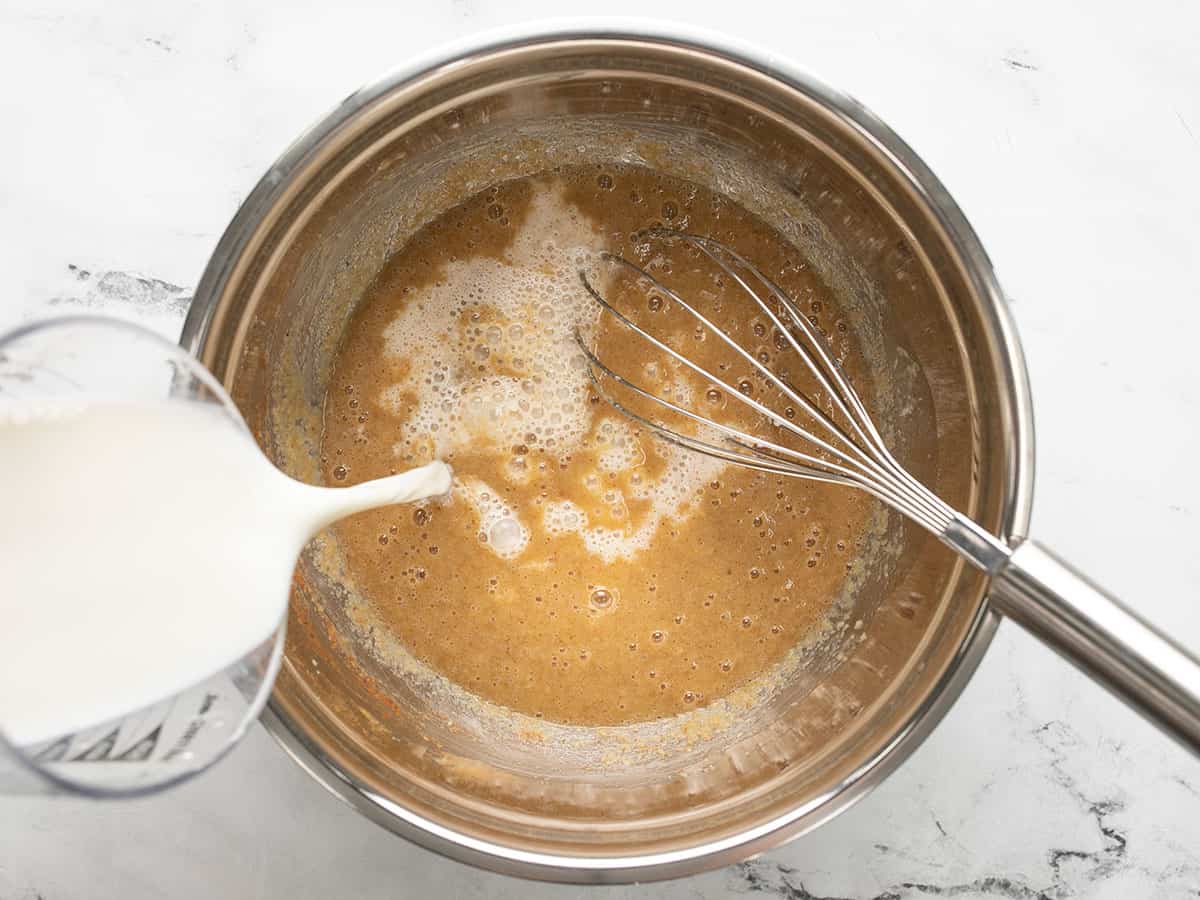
[320,165,876,725]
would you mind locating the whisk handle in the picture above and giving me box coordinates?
[990,540,1200,754]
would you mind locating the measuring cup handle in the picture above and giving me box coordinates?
[990,539,1200,754]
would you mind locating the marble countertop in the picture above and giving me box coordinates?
[2,0,1199,896]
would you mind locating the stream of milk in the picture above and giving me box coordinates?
[0,401,450,747]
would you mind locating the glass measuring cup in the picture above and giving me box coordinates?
[0,316,285,796]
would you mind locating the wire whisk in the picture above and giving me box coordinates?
[570,233,1200,754]
[573,230,1010,572]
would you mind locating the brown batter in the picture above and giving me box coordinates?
[320,164,876,726]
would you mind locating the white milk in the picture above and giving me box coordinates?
[0,401,450,747]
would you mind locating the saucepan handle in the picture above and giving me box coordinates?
[989,539,1200,753]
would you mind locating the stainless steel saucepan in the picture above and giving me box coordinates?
[180,27,1199,883]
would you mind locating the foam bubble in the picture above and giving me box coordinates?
[595,417,644,472]
[543,499,586,535]
[488,517,524,556]
[458,477,529,559]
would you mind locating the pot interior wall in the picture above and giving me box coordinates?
[201,42,1009,859]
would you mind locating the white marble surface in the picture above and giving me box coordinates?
[2,0,1199,896]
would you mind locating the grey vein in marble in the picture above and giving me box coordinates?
[733,860,1057,899]
[52,264,192,318]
